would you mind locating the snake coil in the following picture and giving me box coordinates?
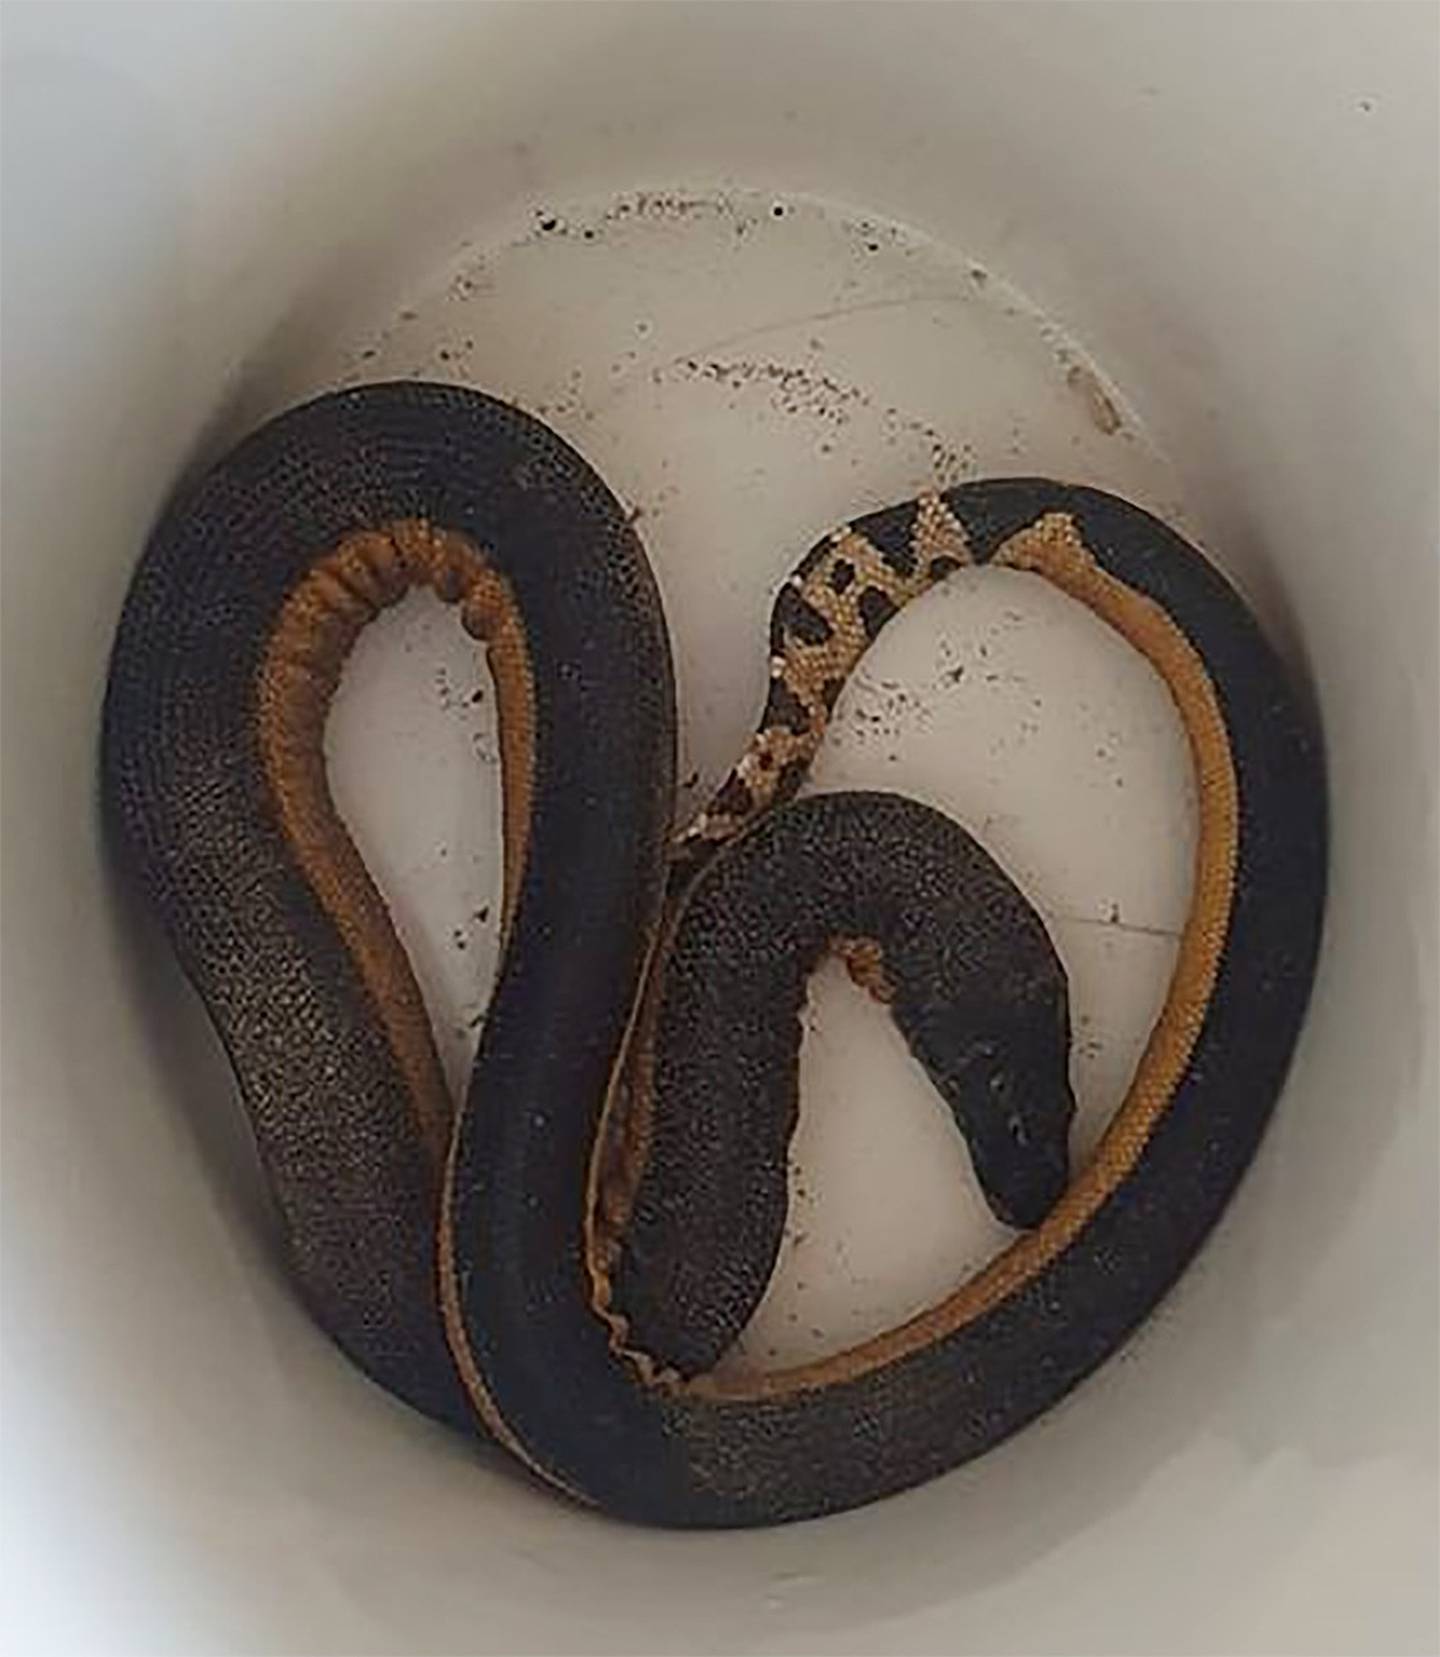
[103,382,1325,1526]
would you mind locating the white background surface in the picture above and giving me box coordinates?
[2,5,1436,1654]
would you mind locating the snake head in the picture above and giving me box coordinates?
[953,1032,1075,1230]
[901,985,1076,1231]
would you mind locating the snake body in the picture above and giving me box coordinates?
[102,381,1325,1527]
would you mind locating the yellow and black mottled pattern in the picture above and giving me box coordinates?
[103,384,1327,1529]
[672,491,971,882]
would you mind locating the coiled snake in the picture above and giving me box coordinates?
[102,382,1325,1527]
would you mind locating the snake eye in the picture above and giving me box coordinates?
[1006,1112,1030,1147]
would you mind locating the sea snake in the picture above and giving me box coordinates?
[102,381,1326,1526]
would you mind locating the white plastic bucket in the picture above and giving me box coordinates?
[2,6,1435,1653]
